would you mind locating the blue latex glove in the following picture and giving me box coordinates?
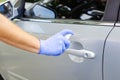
[39,29,74,56]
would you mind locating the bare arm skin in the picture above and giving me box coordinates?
[0,14,40,54]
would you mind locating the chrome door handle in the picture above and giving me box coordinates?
[66,49,95,59]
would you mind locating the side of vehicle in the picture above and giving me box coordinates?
[1,0,120,80]
[0,20,114,80]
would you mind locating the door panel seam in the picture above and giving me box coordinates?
[102,3,120,80]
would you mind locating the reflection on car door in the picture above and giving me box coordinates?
[0,20,114,80]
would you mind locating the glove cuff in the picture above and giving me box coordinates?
[38,40,45,54]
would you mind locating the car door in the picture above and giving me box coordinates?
[0,0,118,80]
[103,23,120,80]
[103,8,120,80]
[0,19,114,80]
[101,0,120,80]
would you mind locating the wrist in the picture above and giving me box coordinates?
[38,40,45,54]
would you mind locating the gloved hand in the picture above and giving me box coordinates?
[38,29,74,56]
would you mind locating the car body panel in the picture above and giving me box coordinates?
[0,19,114,80]
[104,26,120,80]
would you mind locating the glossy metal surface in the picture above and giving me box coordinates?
[0,19,113,80]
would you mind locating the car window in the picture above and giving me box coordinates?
[25,0,106,21]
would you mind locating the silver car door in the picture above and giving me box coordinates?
[103,23,120,80]
[102,0,120,79]
[0,19,114,80]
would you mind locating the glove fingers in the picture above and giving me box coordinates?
[62,40,66,53]
[61,36,70,49]
[49,38,65,56]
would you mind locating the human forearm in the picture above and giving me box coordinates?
[0,14,40,54]
[0,14,74,56]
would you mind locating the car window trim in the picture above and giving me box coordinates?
[15,18,115,27]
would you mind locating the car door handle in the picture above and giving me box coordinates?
[66,49,95,59]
